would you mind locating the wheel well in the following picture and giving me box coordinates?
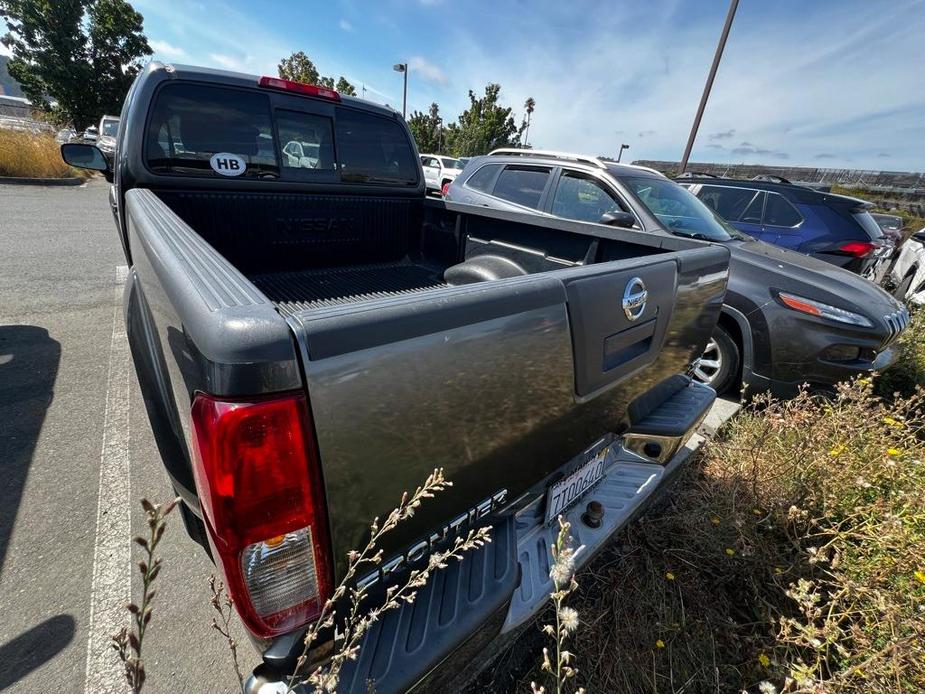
[716,312,744,382]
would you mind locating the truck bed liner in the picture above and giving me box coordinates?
[251,261,448,316]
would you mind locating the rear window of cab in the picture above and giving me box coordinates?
[145,82,419,185]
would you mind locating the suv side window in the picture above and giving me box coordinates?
[697,185,758,221]
[551,171,625,224]
[492,166,551,209]
[764,193,803,227]
[740,191,765,223]
[465,164,501,192]
[422,156,438,168]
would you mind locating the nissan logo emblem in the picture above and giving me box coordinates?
[622,277,647,321]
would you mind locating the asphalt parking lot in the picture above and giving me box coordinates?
[0,179,246,693]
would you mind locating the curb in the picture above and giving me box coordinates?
[0,176,85,186]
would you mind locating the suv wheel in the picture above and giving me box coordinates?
[441,180,451,196]
[894,271,915,301]
[693,325,740,395]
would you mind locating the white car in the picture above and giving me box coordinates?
[97,115,120,155]
[283,140,321,169]
[889,227,925,305]
[419,154,464,196]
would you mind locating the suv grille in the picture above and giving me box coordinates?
[883,307,910,345]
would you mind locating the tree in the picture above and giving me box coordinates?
[278,51,356,95]
[521,96,535,147]
[0,0,151,128]
[445,83,525,157]
[278,50,321,84]
[335,76,356,96]
[407,102,443,153]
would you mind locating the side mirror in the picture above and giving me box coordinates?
[61,143,110,173]
[913,231,925,243]
[599,211,636,229]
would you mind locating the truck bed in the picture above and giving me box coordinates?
[251,260,448,316]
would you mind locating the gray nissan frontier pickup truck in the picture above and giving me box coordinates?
[62,62,729,692]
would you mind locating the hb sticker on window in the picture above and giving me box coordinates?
[209,152,246,176]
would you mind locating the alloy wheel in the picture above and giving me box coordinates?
[693,338,723,385]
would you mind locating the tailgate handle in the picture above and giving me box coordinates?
[602,318,656,371]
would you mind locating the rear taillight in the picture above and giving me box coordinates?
[837,241,876,258]
[257,75,341,102]
[190,392,332,638]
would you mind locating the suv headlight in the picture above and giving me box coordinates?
[776,292,873,327]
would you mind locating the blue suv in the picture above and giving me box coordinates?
[678,176,891,280]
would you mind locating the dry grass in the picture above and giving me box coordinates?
[483,316,925,694]
[0,129,85,178]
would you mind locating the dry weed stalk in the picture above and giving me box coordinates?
[209,575,245,691]
[276,467,492,693]
[111,497,179,693]
[531,516,585,694]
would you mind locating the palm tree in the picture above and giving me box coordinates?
[522,97,536,147]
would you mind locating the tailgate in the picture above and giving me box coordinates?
[287,246,727,575]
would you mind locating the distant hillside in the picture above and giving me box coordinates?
[0,55,25,98]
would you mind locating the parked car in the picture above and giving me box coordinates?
[81,125,99,143]
[420,153,463,195]
[55,127,76,144]
[96,114,120,157]
[61,63,729,693]
[889,227,925,304]
[870,212,904,246]
[282,139,321,168]
[448,150,909,397]
[679,176,893,282]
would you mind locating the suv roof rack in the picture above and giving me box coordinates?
[488,148,608,170]
[751,174,792,184]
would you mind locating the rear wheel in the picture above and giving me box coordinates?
[894,271,915,300]
[441,180,451,196]
[693,325,740,395]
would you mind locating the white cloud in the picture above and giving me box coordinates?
[0,42,11,58]
[149,39,186,59]
[208,53,243,71]
[408,56,447,85]
[339,19,353,32]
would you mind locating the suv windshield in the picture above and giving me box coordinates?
[101,119,119,137]
[622,176,735,242]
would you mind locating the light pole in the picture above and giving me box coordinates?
[617,143,629,163]
[679,0,739,174]
[393,63,408,119]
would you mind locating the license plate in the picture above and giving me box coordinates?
[545,449,608,524]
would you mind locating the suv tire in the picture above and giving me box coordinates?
[693,325,740,395]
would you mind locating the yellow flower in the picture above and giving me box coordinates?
[752,508,763,516]
[710,516,721,525]
[914,570,925,585]
[829,443,845,457]
[655,639,665,649]
[774,567,784,574]
[887,448,902,456]
[883,416,903,428]
[665,571,676,581]
[859,377,872,386]
[725,548,736,557]
[758,653,771,667]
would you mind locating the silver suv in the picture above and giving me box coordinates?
[445,149,658,227]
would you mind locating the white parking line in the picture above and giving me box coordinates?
[83,265,131,694]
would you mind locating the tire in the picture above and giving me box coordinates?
[894,271,914,301]
[693,325,740,395]
[441,180,451,196]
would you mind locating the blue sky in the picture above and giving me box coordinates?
[126,0,923,171]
